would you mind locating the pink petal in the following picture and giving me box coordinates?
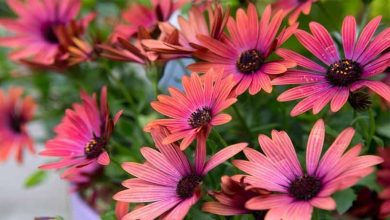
[195,130,208,175]
[330,88,349,112]
[97,151,110,166]
[261,62,287,75]
[202,202,249,215]
[306,119,325,175]
[124,198,181,220]
[277,83,328,101]
[115,201,129,220]
[140,147,181,179]
[150,127,192,176]
[276,48,326,72]
[341,16,356,59]
[210,114,232,126]
[202,143,247,175]
[258,73,273,93]
[316,127,355,177]
[312,87,338,114]
[121,162,177,186]
[362,52,390,78]
[351,80,390,102]
[245,194,293,210]
[272,70,325,85]
[114,186,176,203]
[162,194,199,220]
[310,197,336,210]
[309,22,340,63]
[295,30,332,65]
[352,16,382,60]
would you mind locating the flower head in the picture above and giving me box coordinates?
[273,16,390,116]
[273,0,318,25]
[114,126,247,220]
[202,175,268,216]
[145,69,237,150]
[0,0,94,67]
[112,0,187,41]
[0,87,36,163]
[142,4,229,61]
[40,86,122,172]
[233,119,383,220]
[189,4,297,95]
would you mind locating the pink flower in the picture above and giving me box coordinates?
[377,148,390,218]
[40,86,122,172]
[273,0,318,25]
[188,4,297,95]
[202,175,268,216]
[112,0,187,41]
[273,16,390,116]
[63,162,103,192]
[142,4,229,61]
[233,119,383,220]
[145,69,237,150]
[114,126,247,220]
[0,0,93,66]
[0,87,36,163]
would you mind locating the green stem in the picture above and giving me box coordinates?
[367,108,376,153]
[232,105,253,139]
[212,129,228,147]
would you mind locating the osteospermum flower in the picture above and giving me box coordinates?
[40,86,122,172]
[145,69,237,150]
[114,126,247,220]
[188,4,297,95]
[0,87,36,163]
[273,16,390,116]
[142,4,229,60]
[112,0,187,40]
[0,0,94,66]
[233,119,383,220]
[273,0,318,25]
[202,175,267,217]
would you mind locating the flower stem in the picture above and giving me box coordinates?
[211,129,228,148]
[367,108,376,153]
[232,104,253,139]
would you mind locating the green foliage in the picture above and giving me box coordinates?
[24,170,48,188]
[333,188,357,215]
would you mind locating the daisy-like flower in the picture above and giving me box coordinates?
[145,69,237,150]
[0,0,94,66]
[273,16,390,116]
[202,175,268,217]
[0,87,36,163]
[233,119,383,220]
[188,4,297,95]
[272,0,318,25]
[142,4,229,61]
[40,86,122,172]
[114,126,247,220]
[112,0,187,41]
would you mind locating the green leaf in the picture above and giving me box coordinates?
[333,188,357,214]
[357,173,382,192]
[373,136,385,147]
[377,123,390,139]
[101,210,116,220]
[24,170,48,188]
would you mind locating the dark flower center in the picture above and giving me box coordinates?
[188,107,212,128]
[41,23,60,44]
[10,114,23,133]
[236,49,264,74]
[289,175,322,201]
[348,90,372,112]
[84,137,106,159]
[326,59,363,86]
[176,174,202,198]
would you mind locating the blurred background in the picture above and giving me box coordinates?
[0,0,389,219]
